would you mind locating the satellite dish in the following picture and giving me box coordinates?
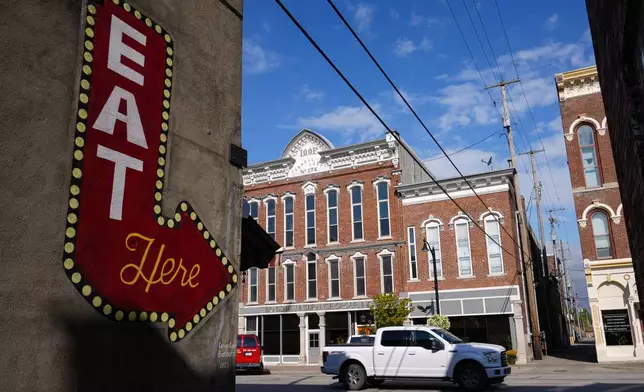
[481,156,493,170]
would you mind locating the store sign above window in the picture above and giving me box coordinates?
[265,300,373,313]
[61,0,236,343]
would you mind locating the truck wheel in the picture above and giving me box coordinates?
[366,377,384,387]
[455,362,488,391]
[343,363,367,390]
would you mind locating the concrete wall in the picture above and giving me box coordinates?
[0,0,243,390]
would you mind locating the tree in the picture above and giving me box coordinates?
[369,293,412,329]
[579,308,591,329]
[427,314,451,330]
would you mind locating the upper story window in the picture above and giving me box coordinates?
[283,261,295,301]
[352,253,367,297]
[248,267,258,304]
[454,218,473,277]
[378,251,394,294]
[591,211,613,259]
[283,195,294,248]
[248,200,259,222]
[425,222,443,279]
[375,180,391,238]
[349,184,364,241]
[265,198,276,240]
[327,256,341,299]
[306,194,316,245]
[578,125,600,188]
[407,227,418,280]
[306,253,317,299]
[484,215,504,275]
[266,266,276,302]
[326,188,339,243]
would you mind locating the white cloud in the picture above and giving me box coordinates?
[243,39,279,74]
[544,14,559,31]
[295,105,385,140]
[409,11,424,26]
[432,83,498,131]
[354,3,375,32]
[390,8,400,20]
[300,85,325,102]
[394,37,432,57]
[262,22,271,33]
[506,77,558,114]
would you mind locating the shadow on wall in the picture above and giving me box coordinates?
[63,315,221,392]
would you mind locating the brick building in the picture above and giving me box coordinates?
[555,66,644,361]
[585,0,644,357]
[238,129,531,365]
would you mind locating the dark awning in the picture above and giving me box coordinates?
[240,201,282,272]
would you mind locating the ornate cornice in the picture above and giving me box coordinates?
[555,66,600,101]
[397,168,514,200]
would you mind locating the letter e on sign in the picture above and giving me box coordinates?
[61,1,236,343]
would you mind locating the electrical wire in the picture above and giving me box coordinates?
[425,131,501,161]
[323,0,534,267]
[273,0,532,268]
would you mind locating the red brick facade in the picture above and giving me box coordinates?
[239,138,523,307]
[557,79,630,263]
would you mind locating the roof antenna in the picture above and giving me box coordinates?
[481,156,493,171]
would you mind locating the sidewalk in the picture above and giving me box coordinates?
[267,343,644,375]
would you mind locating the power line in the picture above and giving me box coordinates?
[493,0,563,209]
[324,0,534,267]
[273,0,532,268]
[425,131,501,161]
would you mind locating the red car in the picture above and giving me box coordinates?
[236,334,264,374]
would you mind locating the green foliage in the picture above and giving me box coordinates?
[426,314,451,330]
[369,293,412,329]
[580,308,591,328]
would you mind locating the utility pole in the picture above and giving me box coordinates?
[547,208,565,276]
[486,79,542,360]
[519,149,546,277]
[560,239,573,345]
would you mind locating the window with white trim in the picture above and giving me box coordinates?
[380,253,394,293]
[306,253,317,299]
[454,219,473,277]
[591,211,613,259]
[306,194,316,245]
[376,181,391,237]
[248,267,258,303]
[426,223,443,279]
[484,216,504,275]
[267,266,276,302]
[353,255,366,297]
[327,257,340,299]
[284,196,294,248]
[284,261,295,301]
[578,125,601,187]
[266,199,276,240]
[350,185,363,240]
[246,316,258,334]
[326,189,339,243]
[249,201,259,222]
[407,227,418,280]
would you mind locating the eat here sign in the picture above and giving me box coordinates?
[62,0,237,342]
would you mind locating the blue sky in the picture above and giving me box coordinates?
[241,0,594,306]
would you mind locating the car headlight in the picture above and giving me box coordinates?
[483,352,498,363]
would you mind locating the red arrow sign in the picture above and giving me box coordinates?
[62,0,237,342]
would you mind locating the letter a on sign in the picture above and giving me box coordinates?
[61,1,236,343]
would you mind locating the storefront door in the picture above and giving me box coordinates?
[308,331,320,364]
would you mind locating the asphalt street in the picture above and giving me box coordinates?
[236,371,644,391]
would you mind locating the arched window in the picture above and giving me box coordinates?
[591,211,612,259]
[578,125,600,187]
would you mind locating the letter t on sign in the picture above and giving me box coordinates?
[96,145,143,221]
[108,15,147,86]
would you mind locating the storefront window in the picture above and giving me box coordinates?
[602,309,634,346]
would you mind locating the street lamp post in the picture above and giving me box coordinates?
[421,238,440,315]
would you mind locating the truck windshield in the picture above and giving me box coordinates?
[432,328,463,344]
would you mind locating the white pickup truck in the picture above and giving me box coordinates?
[321,326,510,391]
